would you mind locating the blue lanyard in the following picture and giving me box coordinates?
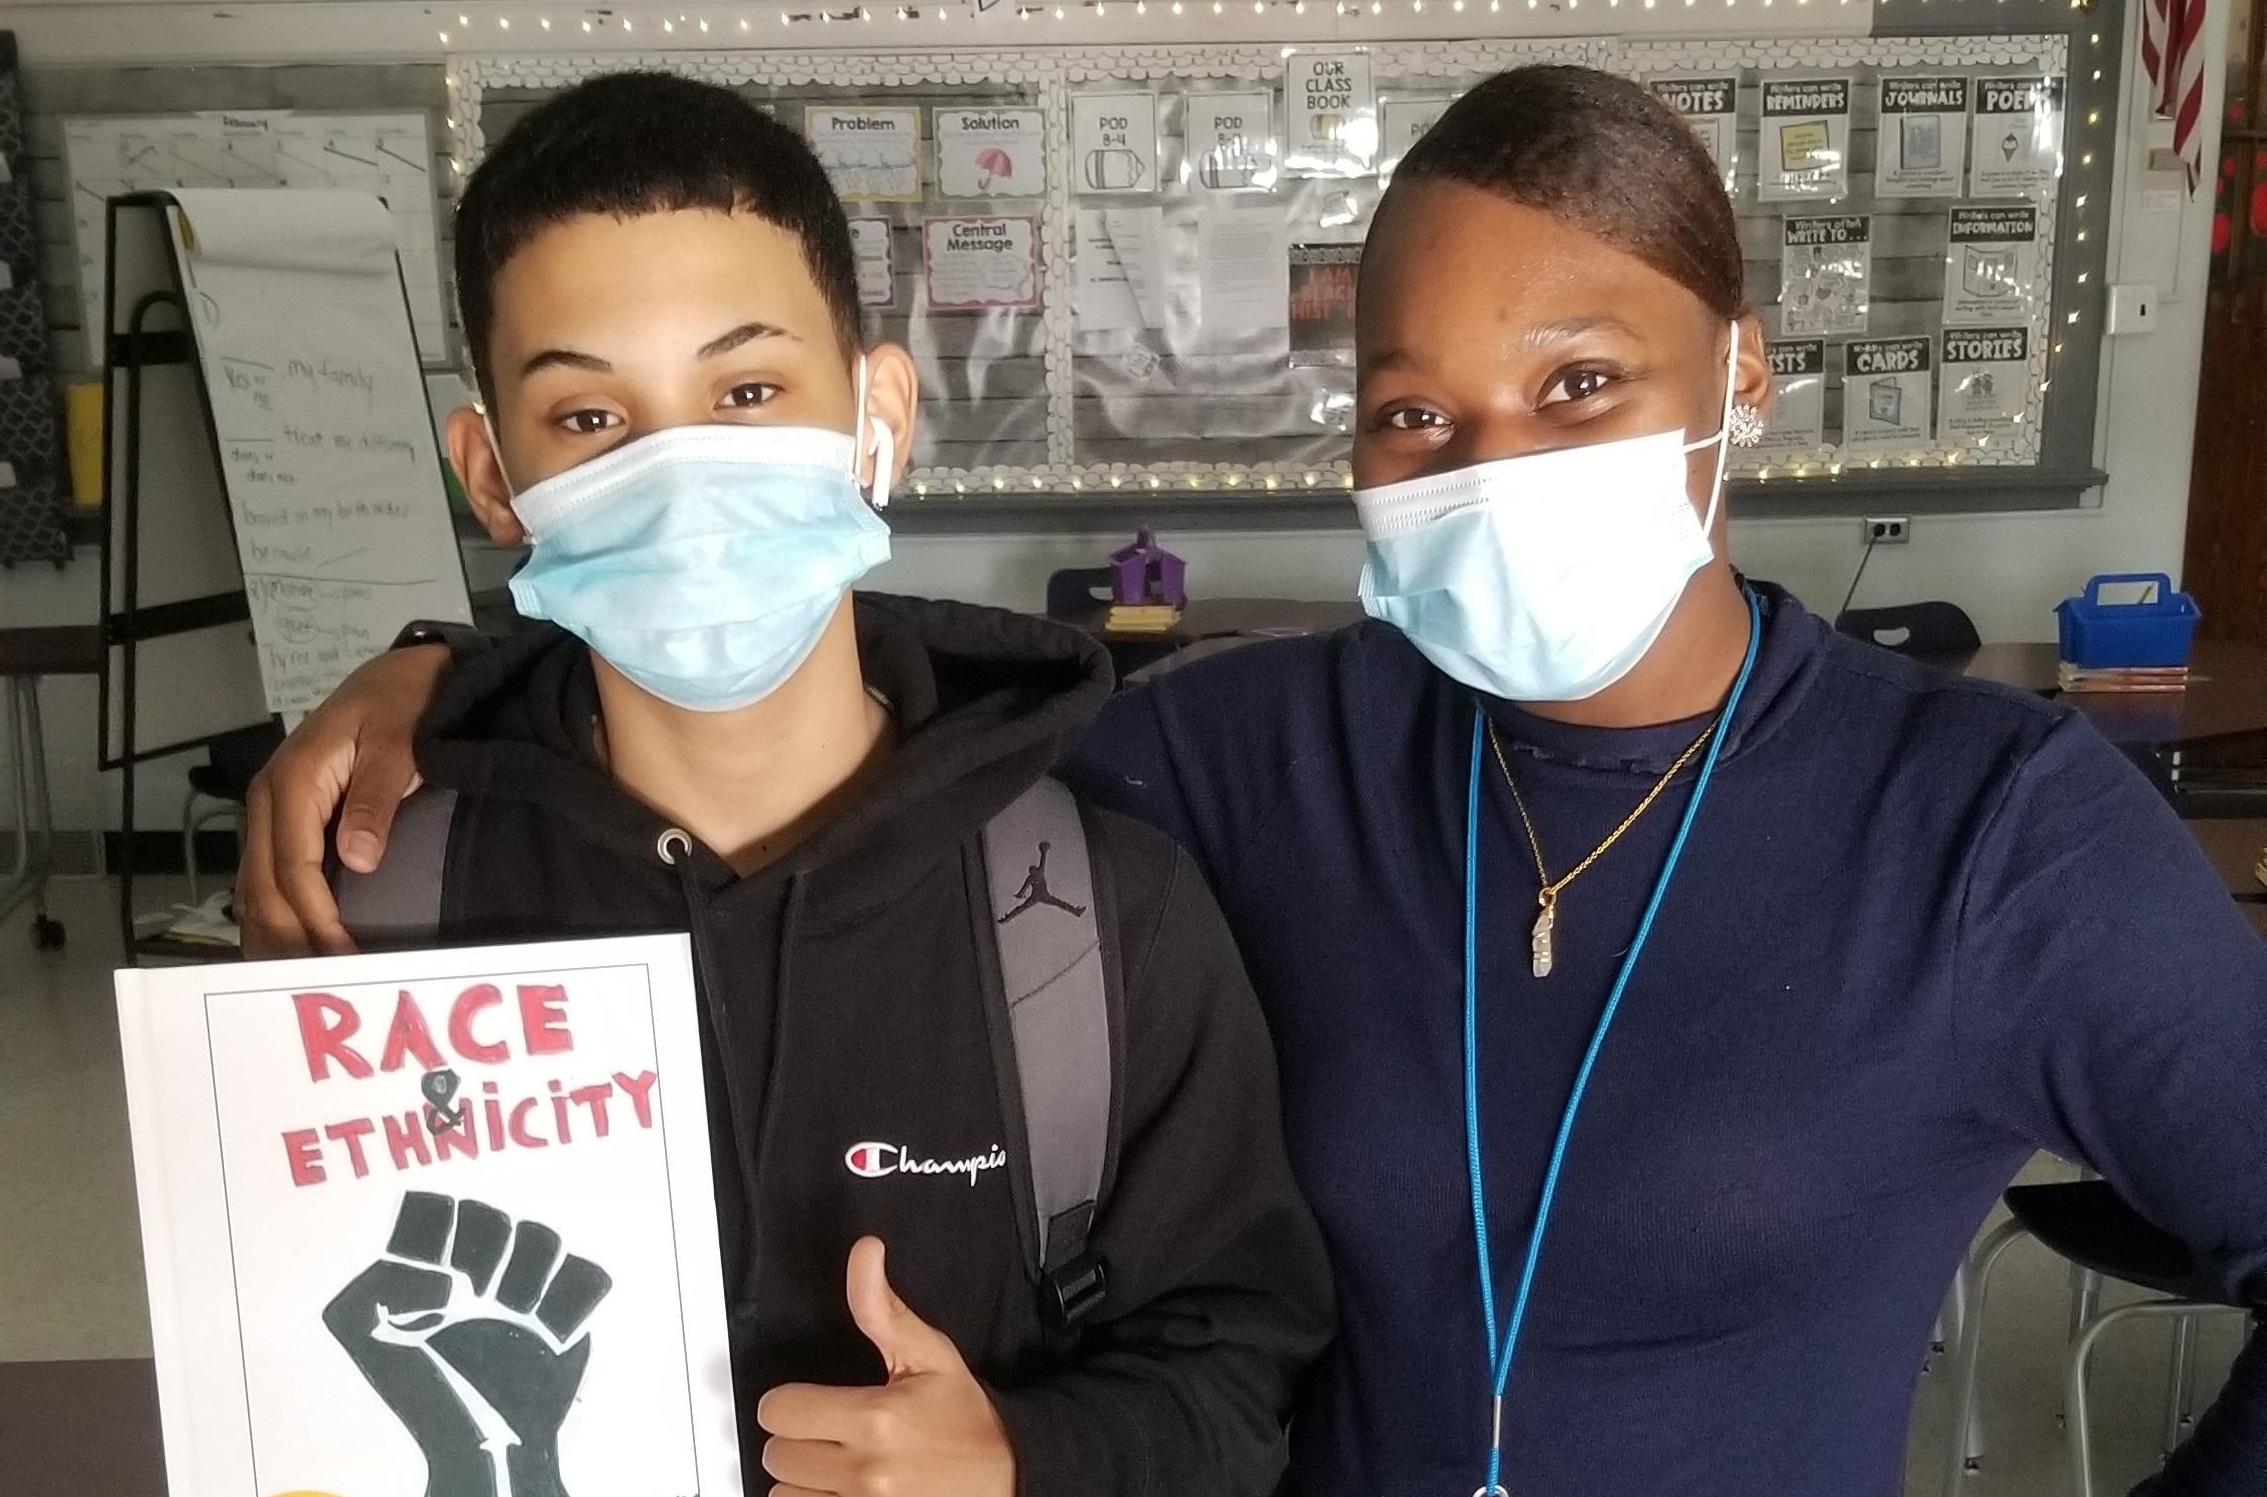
[1461,587,1762,1497]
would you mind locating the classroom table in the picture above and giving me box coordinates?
[1068,597,1367,684]
[0,1358,165,1495]
[1959,639,2267,749]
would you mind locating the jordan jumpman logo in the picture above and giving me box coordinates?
[999,841,1088,923]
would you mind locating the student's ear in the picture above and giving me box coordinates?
[1732,311,1774,420]
[857,341,919,495]
[446,405,525,547]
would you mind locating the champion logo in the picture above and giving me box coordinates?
[844,1141,1008,1186]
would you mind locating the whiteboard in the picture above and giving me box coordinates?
[65,112,446,366]
[167,189,470,716]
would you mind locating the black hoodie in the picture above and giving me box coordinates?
[395,592,1335,1497]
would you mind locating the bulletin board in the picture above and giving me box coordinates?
[449,7,2121,516]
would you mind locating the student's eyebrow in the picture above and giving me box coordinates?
[1521,314,1642,349]
[520,348,612,378]
[698,321,798,359]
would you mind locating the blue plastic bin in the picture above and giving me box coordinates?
[2055,573,2201,669]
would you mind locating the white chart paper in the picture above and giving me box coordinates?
[1942,204,2041,324]
[1875,76,1970,199]
[1780,215,1872,337]
[1842,337,1935,455]
[1972,76,2065,198]
[922,215,1041,309]
[1939,325,2031,447]
[1759,339,1826,458]
[1758,78,1852,201]
[1197,212,1291,331]
[934,107,1046,199]
[1186,91,1279,192]
[1286,52,1377,179]
[805,106,923,202]
[1074,206,1166,332]
[1072,92,1160,195]
[1652,77,1740,189]
[849,217,896,309]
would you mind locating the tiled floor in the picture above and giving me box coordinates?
[0,874,2246,1494]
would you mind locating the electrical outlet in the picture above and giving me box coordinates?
[1863,516,1910,545]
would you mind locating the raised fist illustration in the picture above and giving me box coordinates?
[324,1191,612,1497]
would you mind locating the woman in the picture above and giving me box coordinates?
[239,68,2267,1496]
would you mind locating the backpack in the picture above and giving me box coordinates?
[335,776,1119,1330]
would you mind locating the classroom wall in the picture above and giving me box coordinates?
[0,0,2229,842]
[874,1,2222,639]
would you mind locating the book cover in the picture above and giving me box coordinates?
[115,934,741,1497]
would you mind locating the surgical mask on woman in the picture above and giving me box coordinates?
[500,358,895,712]
[1354,323,1747,703]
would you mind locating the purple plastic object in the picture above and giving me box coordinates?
[1109,527,1187,607]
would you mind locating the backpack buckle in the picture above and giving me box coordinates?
[1041,1251,1108,1331]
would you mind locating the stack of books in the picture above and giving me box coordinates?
[1106,603,1182,633]
[2056,661,2191,694]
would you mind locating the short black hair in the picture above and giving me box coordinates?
[454,71,862,402]
[1382,65,1747,318]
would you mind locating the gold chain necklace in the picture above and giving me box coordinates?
[1486,717,1717,979]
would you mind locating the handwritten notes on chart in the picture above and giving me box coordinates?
[63,113,445,364]
[170,190,470,714]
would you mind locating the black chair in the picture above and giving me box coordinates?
[1044,567,1115,622]
[1946,1178,2255,1497]
[182,721,285,903]
[1044,566,1178,686]
[1834,601,1982,661]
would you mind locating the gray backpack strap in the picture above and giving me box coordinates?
[981,775,1114,1329]
[333,787,458,950]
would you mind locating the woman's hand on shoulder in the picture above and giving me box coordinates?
[235,644,452,958]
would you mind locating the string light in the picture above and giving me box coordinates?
[439,28,451,42]
[540,13,551,24]
[498,15,509,26]
[583,17,593,28]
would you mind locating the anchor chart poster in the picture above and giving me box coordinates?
[116,935,740,1497]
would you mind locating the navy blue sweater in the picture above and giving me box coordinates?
[1060,584,2267,1497]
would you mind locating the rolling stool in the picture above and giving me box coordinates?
[0,625,102,950]
[1944,1178,2254,1497]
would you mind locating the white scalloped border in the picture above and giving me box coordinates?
[453,33,2068,494]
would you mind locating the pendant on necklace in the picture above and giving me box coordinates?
[1531,894,1556,979]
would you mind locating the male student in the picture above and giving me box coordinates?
[308,71,1332,1497]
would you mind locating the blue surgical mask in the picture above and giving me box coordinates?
[1354,322,1743,703]
[501,374,895,712]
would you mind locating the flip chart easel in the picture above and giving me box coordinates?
[98,188,471,959]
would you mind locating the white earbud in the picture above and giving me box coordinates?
[853,353,894,510]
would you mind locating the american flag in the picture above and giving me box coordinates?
[2141,0,2209,191]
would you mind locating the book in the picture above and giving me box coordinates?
[115,934,742,1497]
[2057,661,2192,694]
[1105,603,1182,633]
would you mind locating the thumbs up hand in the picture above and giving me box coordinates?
[756,1238,1016,1497]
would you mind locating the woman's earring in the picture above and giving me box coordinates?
[1727,403,1768,449]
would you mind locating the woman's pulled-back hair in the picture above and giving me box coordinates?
[1387,65,1747,318]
